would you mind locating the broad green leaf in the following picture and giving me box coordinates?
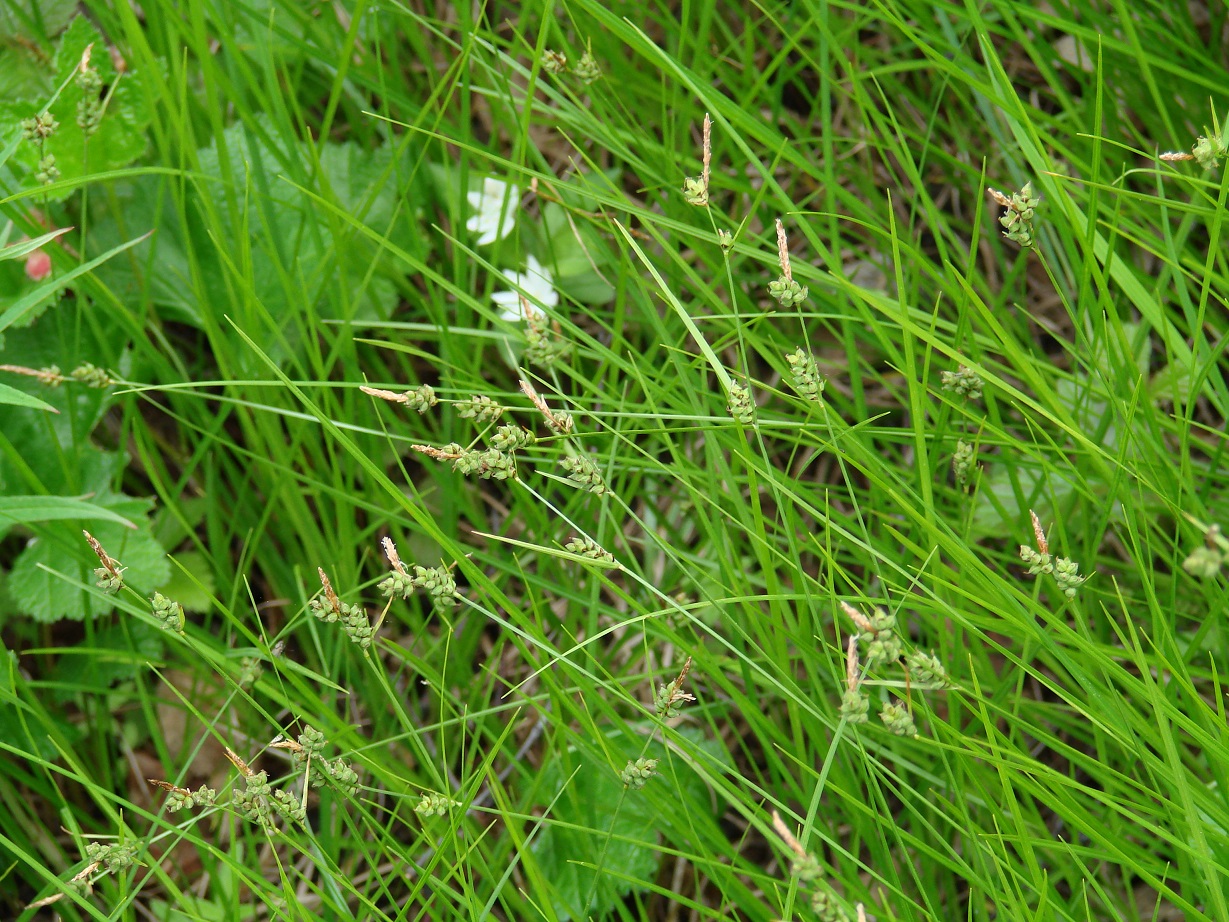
[531,727,723,921]
[7,495,169,622]
[0,495,136,528]
[0,0,77,40]
[0,382,56,412]
[159,552,217,614]
[0,16,156,204]
[48,621,164,699]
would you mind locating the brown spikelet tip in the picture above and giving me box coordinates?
[82,529,122,577]
[771,809,808,857]
[986,187,1011,207]
[382,536,406,574]
[775,218,792,281]
[360,385,405,403]
[700,113,712,187]
[1029,509,1048,555]
[845,636,860,693]
[224,747,253,776]
[318,568,341,611]
[839,599,873,633]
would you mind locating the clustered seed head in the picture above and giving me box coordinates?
[298,725,327,759]
[378,568,415,600]
[457,395,504,423]
[93,565,123,592]
[542,49,568,74]
[36,154,59,185]
[525,310,573,367]
[906,650,949,688]
[76,51,103,136]
[84,530,125,593]
[768,275,808,307]
[21,111,58,141]
[791,852,822,884]
[271,787,306,826]
[573,48,602,84]
[1190,133,1227,171]
[1052,557,1087,598]
[453,447,517,480]
[84,842,137,874]
[239,656,263,688]
[379,545,461,611]
[150,592,185,634]
[1182,545,1224,579]
[1019,541,1089,599]
[403,384,437,413]
[839,688,870,724]
[811,890,852,922]
[682,175,708,207]
[941,365,983,400]
[990,182,1041,247]
[287,726,359,795]
[620,757,658,789]
[952,439,975,486]
[233,771,277,832]
[727,382,756,425]
[545,410,573,434]
[564,536,614,563]
[856,607,903,668]
[411,564,459,610]
[308,571,374,650]
[415,791,460,816]
[71,363,115,388]
[785,348,824,402]
[325,758,360,796]
[490,424,536,452]
[717,228,734,251]
[162,783,217,811]
[772,811,850,922]
[879,700,918,737]
[561,452,607,494]
[654,656,696,718]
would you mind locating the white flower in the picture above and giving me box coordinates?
[465,177,520,245]
[491,254,559,322]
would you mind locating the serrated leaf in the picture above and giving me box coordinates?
[7,496,169,622]
[49,621,164,696]
[159,552,216,614]
[0,0,78,41]
[1,16,154,204]
[530,727,723,921]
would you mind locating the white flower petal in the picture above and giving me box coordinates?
[466,178,520,245]
[492,256,559,322]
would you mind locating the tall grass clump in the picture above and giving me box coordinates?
[0,1,1226,920]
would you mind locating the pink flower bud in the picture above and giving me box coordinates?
[25,250,51,281]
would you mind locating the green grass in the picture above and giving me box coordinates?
[1,0,1227,920]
